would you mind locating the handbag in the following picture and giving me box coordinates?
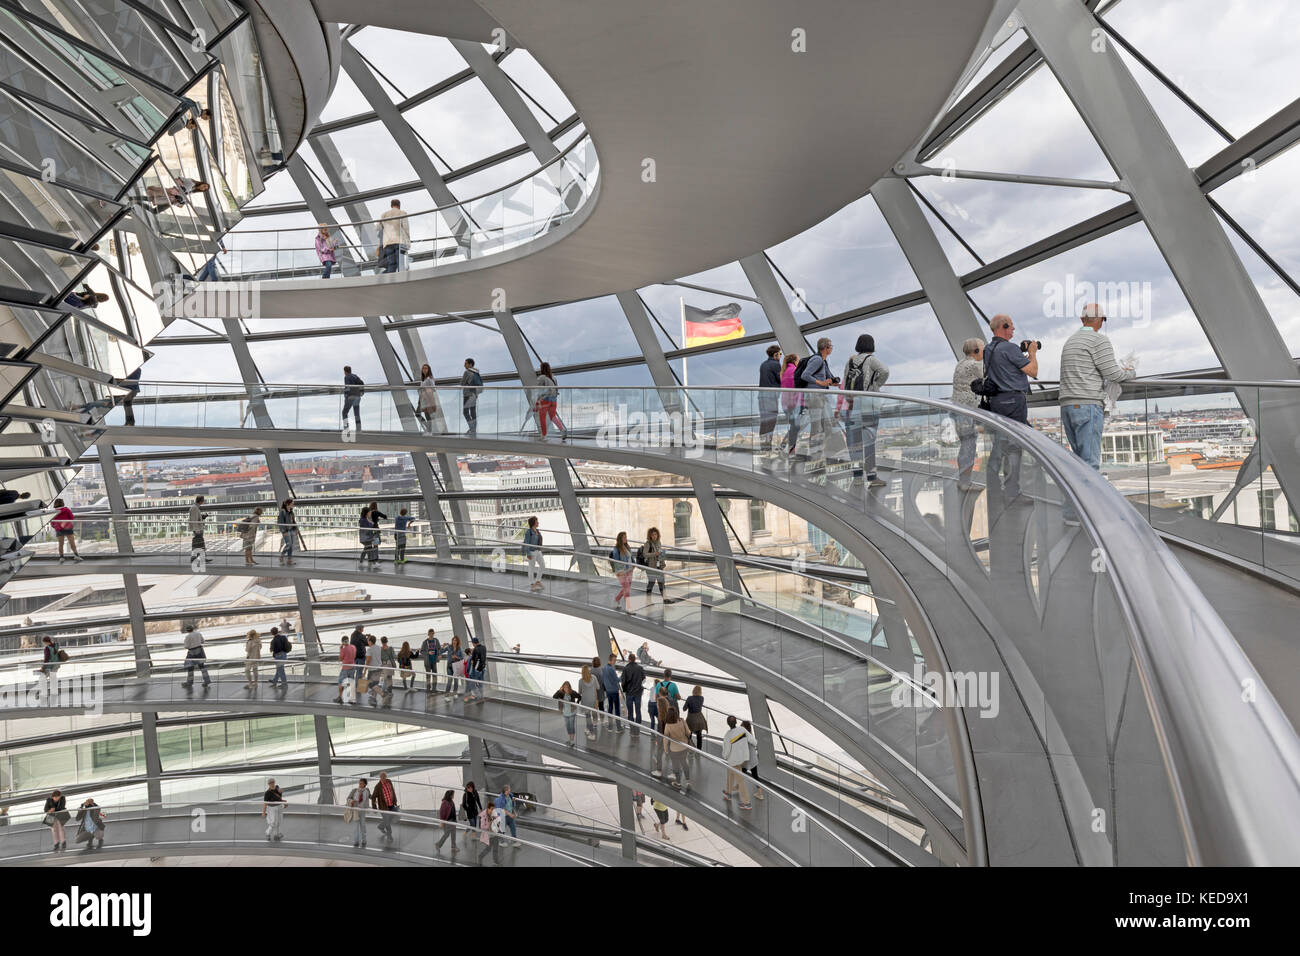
[56,649,69,662]
[42,812,57,826]
[356,677,369,694]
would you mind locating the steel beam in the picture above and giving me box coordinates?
[745,687,779,778]
[140,711,163,808]
[871,176,986,357]
[739,253,810,359]
[96,439,151,677]
[339,42,470,244]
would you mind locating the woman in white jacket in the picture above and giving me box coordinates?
[417,363,440,434]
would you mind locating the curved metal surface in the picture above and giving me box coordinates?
[0,663,885,867]
[76,382,1300,864]
[185,0,999,316]
[23,542,964,864]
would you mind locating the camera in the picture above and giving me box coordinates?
[1019,339,1041,353]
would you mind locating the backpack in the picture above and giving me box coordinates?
[843,355,869,393]
[468,370,483,396]
[635,545,646,566]
[847,354,882,394]
[793,356,813,389]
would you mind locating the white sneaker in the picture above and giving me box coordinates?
[57,557,65,564]
[72,555,83,562]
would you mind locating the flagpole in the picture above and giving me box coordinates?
[680,297,687,388]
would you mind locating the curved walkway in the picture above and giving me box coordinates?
[0,802,607,868]
[26,544,963,861]
[0,664,885,868]
[89,389,1300,865]
[190,0,998,316]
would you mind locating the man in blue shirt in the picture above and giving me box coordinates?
[800,337,837,467]
[493,785,519,845]
[393,507,411,564]
[984,314,1038,500]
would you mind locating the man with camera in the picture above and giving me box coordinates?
[983,314,1038,502]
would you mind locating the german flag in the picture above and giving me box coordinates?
[683,301,744,347]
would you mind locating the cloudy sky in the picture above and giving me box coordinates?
[139,0,1300,404]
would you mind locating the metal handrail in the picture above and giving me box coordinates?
[219,132,594,236]
[11,658,877,866]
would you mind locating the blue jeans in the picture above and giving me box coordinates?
[1061,403,1103,470]
[648,699,658,730]
[321,259,334,278]
[604,692,621,720]
[342,396,361,428]
[625,693,642,725]
[1061,402,1103,520]
[466,667,483,698]
[380,244,400,273]
[281,531,294,559]
[272,651,287,685]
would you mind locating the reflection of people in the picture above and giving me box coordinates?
[64,285,108,310]
[118,368,141,426]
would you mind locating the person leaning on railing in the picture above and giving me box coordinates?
[315,224,340,278]
[1059,303,1136,525]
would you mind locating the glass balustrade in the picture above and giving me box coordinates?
[0,658,872,866]
[66,380,1290,862]
[212,134,599,281]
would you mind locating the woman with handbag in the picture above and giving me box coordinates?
[73,798,106,851]
[40,636,63,678]
[684,686,708,749]
[461,781,482,828]
[43,789,69,851]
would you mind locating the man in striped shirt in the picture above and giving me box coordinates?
[1059,303,1135,523]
